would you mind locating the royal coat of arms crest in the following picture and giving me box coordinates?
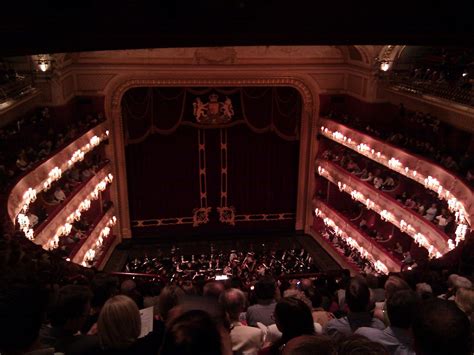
[193,94,234,124]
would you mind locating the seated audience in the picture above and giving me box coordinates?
[356,290,420,354]
[412,298,471,355]
[220,288,264,355]
[324,277,385,339]
[247,276,278,327]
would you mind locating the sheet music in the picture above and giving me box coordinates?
[139,306,154,338]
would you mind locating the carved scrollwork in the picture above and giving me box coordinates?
[217,206,236,226]
[192,206,212,227]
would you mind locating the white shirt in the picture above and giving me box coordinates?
[230,321,264,355]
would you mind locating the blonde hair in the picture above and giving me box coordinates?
[98,295,141,349]
[455,288,474,316]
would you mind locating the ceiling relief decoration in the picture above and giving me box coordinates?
[77,46,345,65]
[194,47,237,64]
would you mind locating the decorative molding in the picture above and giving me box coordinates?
[192,207,212,227]
[61,75,75,101]
[234,212,295,222]
[76,73,116,92]
[309,73,345,91]
[347,74,364,96]
[218,206,236,225]
[110,77,314,112]
[194,47,237,64]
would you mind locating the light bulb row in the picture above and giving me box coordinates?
[320,125,469,249]
[44,174,113,250]
[81,216,117,268]
[315,208,389,275]
[16,130,109,241]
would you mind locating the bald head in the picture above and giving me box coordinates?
[120,279,136,293]
[203,281,225,299]
[219,288,246,321]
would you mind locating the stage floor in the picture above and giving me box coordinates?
[104,233,342,273]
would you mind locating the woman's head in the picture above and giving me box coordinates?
[274,297,315,342]
[98,295,141,350]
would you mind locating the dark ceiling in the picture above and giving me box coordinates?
[1,1,473,56]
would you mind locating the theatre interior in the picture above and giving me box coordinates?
[1,13,474,354]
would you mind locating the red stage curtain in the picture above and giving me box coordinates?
[122,87,302,236]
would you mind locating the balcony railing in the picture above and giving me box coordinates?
[316,159,450,256]
[7,121,109,223]
[314,199,402,273]
[0,76,36,107]
[32,163,113,249]
[388,76,474,107]
[319,118,473,226]
[72,207,116,266]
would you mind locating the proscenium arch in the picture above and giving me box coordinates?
[104,74,321,240]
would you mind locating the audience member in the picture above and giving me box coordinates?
[220,288,264,355]
[337,335,389,355]
[39,285,92,353]
[92,295,160,354]
[120,279,144,309]
[415,283,433,300]
[260,297,315,355]
[160,309,224,355]
[0,282,51,355]
[356,290,420,354]
[324,277,384,339]
[455,287,474,321]
[203,281,226,299]
[308,288,335,327]
[81,274,119,334]
[158,285,185,322]
[247,276,278,326]
[412,298,471,355]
